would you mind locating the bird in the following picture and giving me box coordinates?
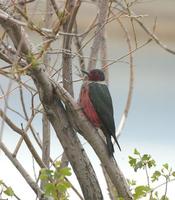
[79,69,121,156]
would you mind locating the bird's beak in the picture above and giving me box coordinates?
[81,70,89,76]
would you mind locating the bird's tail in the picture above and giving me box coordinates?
[106,135,114,157]
[113,134,121,151]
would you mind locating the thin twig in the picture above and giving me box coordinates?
[13,103,41,156]
[73,21,85,70]
[124,0,138,48]
[115,18,134,138]
[150,178,175,194]
[87,0,108,70]
[19,80,29,120]
[0,109,45,168]
[49,0,59,17]
[0,142,44,198]
[0,79,13,147]
[113,2,175,55]
[0,180,21,200]
[135,18,175,55]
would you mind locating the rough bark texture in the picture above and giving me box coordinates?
[41,0,52,170]
[32,66,104,200]
[102,165,118,200]
[42,112,50,166]
[46,98,103,200]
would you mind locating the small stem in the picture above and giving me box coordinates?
[145,165,150,187]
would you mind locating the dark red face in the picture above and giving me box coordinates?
[88,69,105,81]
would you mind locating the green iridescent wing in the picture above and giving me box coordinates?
[88,82,115,134]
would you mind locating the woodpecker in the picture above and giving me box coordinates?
[79,69,121,156]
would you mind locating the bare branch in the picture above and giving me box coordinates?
[13,103,42,157]
[101,165,118,200]
[41,0,52,170]
[88,0,108,70]
[0,142,44,198]
[115,18,134,138]
[49,0,59,17]
[0,79,12,146]
[62,0,81,94]
[135,18,175,55]
[73,21,86,71]
[114,1,175,55]
[0,109,45,168]
[100,24,108,83]
[0,9,31,54]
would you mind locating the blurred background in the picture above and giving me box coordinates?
[0,0,175,199]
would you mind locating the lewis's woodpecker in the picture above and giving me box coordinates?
[80,69,121,156]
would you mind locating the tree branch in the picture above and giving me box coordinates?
[0,142,44,198]
[0,109,45,168]
[88,0,108,70]
[115,18,134,138]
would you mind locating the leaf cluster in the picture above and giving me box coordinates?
[39,161,72,200]
[128,149,175,200]
[129,148,156,172]
[26,52,40,69]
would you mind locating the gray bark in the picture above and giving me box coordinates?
[40,1,52,194]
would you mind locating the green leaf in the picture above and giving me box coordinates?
[128,156,137,167]
[134,161,143,172]
[148,159,156,168]
[4,187,15,196]
[127,179,136,186]
[160,195,169,200]
[134,149,140,155]
[151,170,161,182]
[54,170,62,180]
[26,52,39,69]
[40,168,53,180]
[64,181,71,188]
[39,161,72,199]
[56,183,68,193]
[0,180,3,185]
[133,185,150,199]
[142,154,150,161]
[163,163,169,170]
[172,171,175,177]
[59,168,72,176]
[44,183,55,196]
[54,161,61,168]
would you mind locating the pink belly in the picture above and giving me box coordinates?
[80,85,101,127]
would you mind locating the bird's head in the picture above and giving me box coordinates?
[82,69,105,81]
